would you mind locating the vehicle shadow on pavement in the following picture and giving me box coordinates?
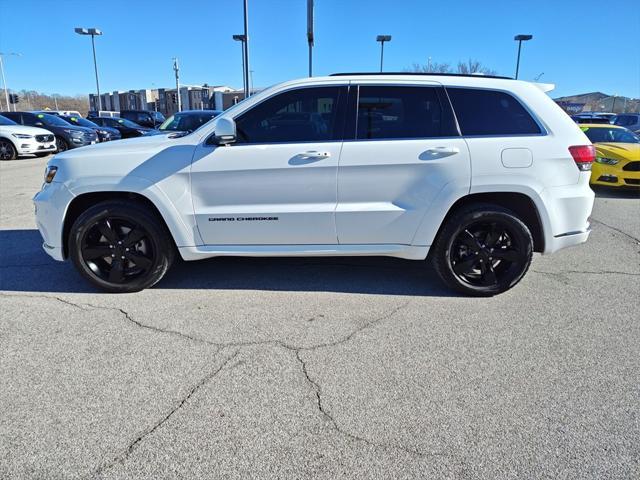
[0,229,458,297]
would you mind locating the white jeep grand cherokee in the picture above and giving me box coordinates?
[34,73,595,295]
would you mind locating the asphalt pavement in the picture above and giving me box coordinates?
[1,155,639,479]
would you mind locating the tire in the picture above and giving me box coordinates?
[68,200,175,293]
[431,204,533,296]
[0,138,17,160]
[56,136,69,152]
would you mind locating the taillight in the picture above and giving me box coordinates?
[568,145,596,171]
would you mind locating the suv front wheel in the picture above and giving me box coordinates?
[69,201,175,293]
[431,204,533,296]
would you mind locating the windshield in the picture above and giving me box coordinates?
[36,113,73,127]
[114,118,143,128]
[581,126,640,144]
[0,115,17,126]
[63,116,98,128]
[159,112,217,132]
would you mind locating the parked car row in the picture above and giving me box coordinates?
[571,112,640,133]
[0,109,221,160]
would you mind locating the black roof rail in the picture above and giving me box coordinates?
[330,72,514,80]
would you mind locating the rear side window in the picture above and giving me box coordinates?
[447,88,542,136]
[355,86,458,140]
[614,115,636,127]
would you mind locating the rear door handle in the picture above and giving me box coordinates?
[298,150,331,159]
[424,146,459,154]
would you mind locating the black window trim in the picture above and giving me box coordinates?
[343,83,462,143]
[445,85,548,138]
[228,84,350,146]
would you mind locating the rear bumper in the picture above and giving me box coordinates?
[539,176,595,254]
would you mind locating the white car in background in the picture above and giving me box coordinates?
[34,73,595,296]
[0,114,57,160]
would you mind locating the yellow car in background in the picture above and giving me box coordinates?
[580,124,640,187]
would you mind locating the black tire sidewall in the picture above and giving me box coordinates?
[56,137,68,152]
[69,201,173,293]
[433,207,533,296]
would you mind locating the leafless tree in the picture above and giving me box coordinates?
[406,58,497,76]
[456,59,497,75]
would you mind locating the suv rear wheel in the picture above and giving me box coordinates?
[68,201,175,293]
[431,204,533,296]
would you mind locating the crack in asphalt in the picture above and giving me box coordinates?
[533,269,640,277]
[591,218,640,244]
[92,350,240,477]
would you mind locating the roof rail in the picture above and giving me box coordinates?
[330,72,514,80]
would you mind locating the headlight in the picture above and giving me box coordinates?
[12,133,34,139]
[44,165,58,183]
[595,157,619,165]
[65,129,84,138]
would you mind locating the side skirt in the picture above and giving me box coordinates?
[178,244,429,261]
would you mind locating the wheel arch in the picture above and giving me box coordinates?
[62,191,180,258]
[432,192,545,253]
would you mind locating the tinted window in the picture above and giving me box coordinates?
[0,114,18,125]
[235,86,344,144]
[355,86,457,140]
[581,126,639,144]
[30,113,70,127]
[447,88,542,136]
[614,115,636,126]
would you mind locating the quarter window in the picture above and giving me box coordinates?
[355,86,458,140]
[235,86,344,144]
[447,88,542,136]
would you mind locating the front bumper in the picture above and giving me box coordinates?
[33,181,75,261]
[591,162,640,187]
[16,138,57,155]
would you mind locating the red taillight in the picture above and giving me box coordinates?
[568,145,596,171]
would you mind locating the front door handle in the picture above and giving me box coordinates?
[423,146,459,154]
[298,150,331,159]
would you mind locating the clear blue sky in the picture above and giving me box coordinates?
[1,0,638,99]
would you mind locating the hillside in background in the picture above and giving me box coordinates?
[2,90,89,114]
[554,92,639,113]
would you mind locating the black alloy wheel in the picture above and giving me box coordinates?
[69,201,174,293]
[431,205,533,296]
[0,139,17,160]
[56,136,69,152]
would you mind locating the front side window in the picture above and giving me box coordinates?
[614,115,635,127]
[355,86,458,140]
[447,88,542,136]
[235,86,344,144]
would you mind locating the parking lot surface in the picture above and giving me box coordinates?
[1,155,639,479]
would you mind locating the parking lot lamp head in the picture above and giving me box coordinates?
[75,27,103,111]
[376,35,392,72]
[513,34,533,80]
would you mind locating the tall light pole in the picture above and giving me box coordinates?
[242,0,250,97]
[75,28,103,111]
[232,34,247,95]
[514,34,532,80]
[0,52,21,112]
[376,35,391,72]
[173,57,181,112]
[307,0,314,77]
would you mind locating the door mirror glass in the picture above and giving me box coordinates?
[35,122,44,126]
[209,117,236,145]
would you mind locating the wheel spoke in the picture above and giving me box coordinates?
[98,219,119,244]
[82,245,112,260]
[492,248,521,262]
[480,262,498,285]
[484,223,502,247]
[125,251,152,270]
[453,255,478,275]
[459,229,480,252]
[122,226,146,246]
[108,259,125,283]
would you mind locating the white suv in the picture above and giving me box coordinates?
[0,114,57,160]
[33,73,595,295]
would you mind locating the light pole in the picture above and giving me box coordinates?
[172,57,181,112]
[75,28,103,111]
[0,52,21,112]
[307,0,314,77]
[232,34,247,96]
[376,35,391,72]
[242,0,250,98]
[514,34,532,80]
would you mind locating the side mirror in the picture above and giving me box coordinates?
[207,117,236,145]
[35,122,44,127]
